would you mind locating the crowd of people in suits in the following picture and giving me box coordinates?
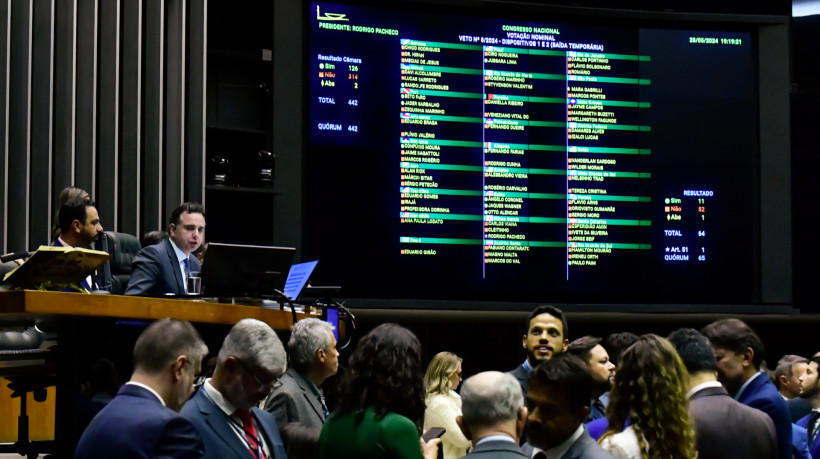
[67,301,820,459]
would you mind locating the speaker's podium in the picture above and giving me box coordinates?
[0,287,321,457]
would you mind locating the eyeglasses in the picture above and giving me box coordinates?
[234,357,276,391]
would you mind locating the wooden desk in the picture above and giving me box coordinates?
[0,289,317,328]
[0,290,317,457]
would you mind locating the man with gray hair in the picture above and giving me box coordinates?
[265,318,339,430]
[182,318,288,459]
[456,371,528,459]
[76,318,208,458]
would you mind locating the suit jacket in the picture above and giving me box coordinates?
[461,439,527,459]
[562,429,614,459]
[507,363,530,396]
[522,428,613,459]
[75,384,205,459]
[181,385,287,459]
[53,238,111,291]
[792,424,811,459]
[264,367,326,431]
[125,238,200,295]
[689,385,777,459]
[796,411,820,458]
[737,373,793,459]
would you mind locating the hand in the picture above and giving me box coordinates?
[420,437,441,459]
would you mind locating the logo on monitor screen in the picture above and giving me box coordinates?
[317,5,349,21]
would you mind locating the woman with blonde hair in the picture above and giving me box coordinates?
[423,352,471,459]
[599,334,697,459]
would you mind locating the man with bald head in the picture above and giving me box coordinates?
[456,371,528,459]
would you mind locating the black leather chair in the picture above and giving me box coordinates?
[97,231,141,295]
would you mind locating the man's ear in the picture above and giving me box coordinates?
[168,223,176,237]
[562,339,569,352]
[71,219,82,234]
[779,374,789,386]
[522,335,528,349]
[742,347,755,368]
[515,407,528,439]
[317,348,326,364]
[456,414,471,440]
[172,356,188,382]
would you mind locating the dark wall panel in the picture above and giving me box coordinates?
[30,0,54,245]
[0,0,206,253]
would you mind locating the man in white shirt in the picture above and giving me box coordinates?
[75,318,209,458]
[456,371,528,459]
[182,318,288,459]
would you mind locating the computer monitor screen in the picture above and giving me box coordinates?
[201,243,296,297]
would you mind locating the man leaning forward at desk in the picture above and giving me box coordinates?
[182,318,288,459]
[75,318,209,458]
[126,202,205,296]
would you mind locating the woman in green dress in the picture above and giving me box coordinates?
[319,323,440,459]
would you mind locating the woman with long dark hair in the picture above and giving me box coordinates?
[318,323,440,459]
[599,334,697,459]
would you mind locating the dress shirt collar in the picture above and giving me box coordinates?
[686,380,724,399]
[523,360,533,374]
[534,424,584,459]
[203,379,238,415]
[475,434,516,446]
[734,371,763,401]
[125,381,166,406]
[170,238,188,263]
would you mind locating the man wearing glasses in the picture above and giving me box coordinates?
[182,318,288,459]
[125,202,206,296]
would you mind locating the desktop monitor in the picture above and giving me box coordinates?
[201,243,296,297]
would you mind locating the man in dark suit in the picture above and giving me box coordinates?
[456,371,527,459]
[126,202,205,296]
[667,328,777,459]
[75,318,209,458]
[182,318,288,459]
[524,354,613,459]
[701,318,792,459]
[566,336,615,423]
[796,354,820,457]
[507,305,569,396]
[55,196,111,290]
[265,318,339,431]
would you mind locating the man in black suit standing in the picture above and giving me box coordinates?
[126,202,205,296]
[456,371,528,459]
[667,328,777,459]
[508,305,569,395]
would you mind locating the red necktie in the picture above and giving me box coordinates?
[236,409,261,458]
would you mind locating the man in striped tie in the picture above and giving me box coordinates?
[182,318,288,459]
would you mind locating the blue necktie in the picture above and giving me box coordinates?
[182,258,190,291]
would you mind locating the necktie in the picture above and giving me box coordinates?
[236,409,262,459]
[182,258,190,291]
[318,392,330,419]
[809,411,820,443]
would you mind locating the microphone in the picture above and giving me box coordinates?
[1,251,30,263]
